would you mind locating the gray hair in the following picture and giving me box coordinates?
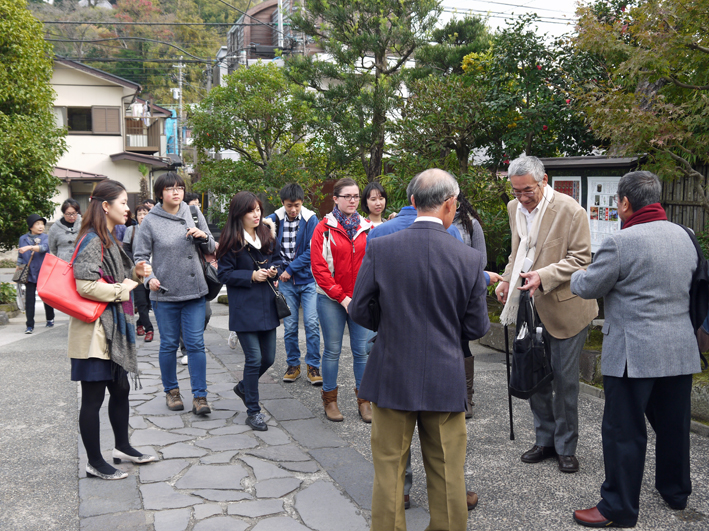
[406,173,420,205]
[410,169,460,212]
[617,171,661,211]
[508,155,546,182]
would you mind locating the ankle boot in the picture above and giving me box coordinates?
[464,356,475,419]
[322,387,344,422]
[355,388,372,423]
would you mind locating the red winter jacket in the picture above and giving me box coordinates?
[311,212,374,303]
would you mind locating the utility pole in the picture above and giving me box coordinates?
[173,57,185,157]
[277,0,284,49]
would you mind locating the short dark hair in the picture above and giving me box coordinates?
[61,198,81,214]
[280,183,305,203]
[361,182,387,214]
[185,192,200,204]
[617,171,661,211]
[135,205,150,215]
[153,172,185,203]
[144,198,156,206]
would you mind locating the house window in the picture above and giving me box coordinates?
[68,108,92,132]
[56,106,121,135]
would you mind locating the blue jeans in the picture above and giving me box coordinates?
[280,280,321,368]
[317,293,369,392]
[152,297,207,398]
[237,329,277,416]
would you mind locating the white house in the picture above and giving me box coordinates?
[50,58,179,219]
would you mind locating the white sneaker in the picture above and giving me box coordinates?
[228,331,238,350]
[180,355,188,365]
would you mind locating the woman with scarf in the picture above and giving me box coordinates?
[311,178,375,423]
[71,180,156,480]
[217,192,282,432]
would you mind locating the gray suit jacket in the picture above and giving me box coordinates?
[350,221,490,412]
[570,221,701,378]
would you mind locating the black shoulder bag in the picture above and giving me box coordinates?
[246,247,291,319]
[508,290,554,399]
[188,205,222,301]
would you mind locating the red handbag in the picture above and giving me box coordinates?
[36,235,108,323]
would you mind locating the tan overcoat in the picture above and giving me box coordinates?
[502,189,598,339]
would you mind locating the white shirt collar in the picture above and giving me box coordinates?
[244,230,261,249]
[415,216,443,225]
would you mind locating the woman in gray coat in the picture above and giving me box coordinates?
[134,172,216,417]
[452,191,487,419]
[48,199,82,262]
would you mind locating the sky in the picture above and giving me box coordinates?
[440,0,583,39]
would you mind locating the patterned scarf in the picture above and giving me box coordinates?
[73,231,139,385]
[332,206,360,240]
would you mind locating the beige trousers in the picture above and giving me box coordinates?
[370,404,468,531]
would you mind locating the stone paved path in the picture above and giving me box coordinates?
[78,324,372,531]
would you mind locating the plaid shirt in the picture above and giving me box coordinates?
[280,214,300,264]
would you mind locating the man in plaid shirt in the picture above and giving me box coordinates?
[267,184,322,385]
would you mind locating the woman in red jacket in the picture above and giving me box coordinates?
[312,178,374,423]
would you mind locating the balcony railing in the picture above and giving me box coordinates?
[125,117,160,154]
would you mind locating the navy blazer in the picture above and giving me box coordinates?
[350,221,490,412]
[218,241,283,333]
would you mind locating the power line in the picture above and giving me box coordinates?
[441,7,572,25]
[443,0,576,16]
[212,0,288,37]
[46,37,213,62]
[43,21,235,26]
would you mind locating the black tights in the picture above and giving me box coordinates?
[80,375,136,473]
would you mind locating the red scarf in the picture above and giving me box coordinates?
[621,203,667,230]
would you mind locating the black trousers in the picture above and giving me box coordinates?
[133,284,153,332]
[25,281,55,329]
[597,373,692,526]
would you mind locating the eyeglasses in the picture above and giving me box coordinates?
[165,186,185,194]
[511,184,541,198]
[336,195,360,202]
[64,211,78,217]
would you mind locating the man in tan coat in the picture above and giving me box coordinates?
[495,155,597,473]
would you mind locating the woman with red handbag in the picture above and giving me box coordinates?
[71,180,156,480]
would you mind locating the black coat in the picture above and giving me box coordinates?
[350,221,490,412]
[218,241,283,333]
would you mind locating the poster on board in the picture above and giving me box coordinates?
[586,176,621,253]
[551,176,581,204]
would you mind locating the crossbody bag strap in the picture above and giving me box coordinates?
[246,247,279,295]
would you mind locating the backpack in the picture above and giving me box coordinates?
[678,225,709,369]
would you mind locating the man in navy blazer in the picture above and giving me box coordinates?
[350,169,490,531]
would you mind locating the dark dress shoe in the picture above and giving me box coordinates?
[573,506,631,528]
[404,495,410,510]
[467,491,478,511]
[558,454,579,473]
[521,445,557,463]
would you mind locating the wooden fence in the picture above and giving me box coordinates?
[660,164,709,233]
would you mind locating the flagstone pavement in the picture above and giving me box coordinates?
[2,289,709,530]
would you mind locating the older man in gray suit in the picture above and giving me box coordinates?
[570,171,701,528]
[350,169,490,531]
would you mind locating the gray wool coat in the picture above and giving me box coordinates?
[134,202,215,302]
[48,217,82,262]
[570,220,701,378]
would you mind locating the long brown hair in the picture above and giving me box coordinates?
[217,192,275,260]
[77,180,127,249]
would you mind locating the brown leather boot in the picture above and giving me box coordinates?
[321,387,343,422]
[464,356,475,419]
[355,388,372,423]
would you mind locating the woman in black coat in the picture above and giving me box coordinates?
[217,192,283,432]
